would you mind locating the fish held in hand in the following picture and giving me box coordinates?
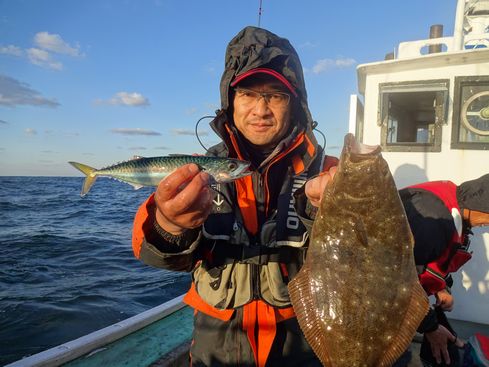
[288,133,429,367]
[69,155,251,197]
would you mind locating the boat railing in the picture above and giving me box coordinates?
[397,36,455,59]
[5,295,186,367]
[397,34,489,59]
[396,0,489,60]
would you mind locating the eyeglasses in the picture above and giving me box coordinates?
[234,88,291,108]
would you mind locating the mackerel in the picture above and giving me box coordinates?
[69,155,251,197]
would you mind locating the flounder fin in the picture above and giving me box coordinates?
[378,282,429,367]
[288,267,333,367]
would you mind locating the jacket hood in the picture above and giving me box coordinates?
[219,26,314,129]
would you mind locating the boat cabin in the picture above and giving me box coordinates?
[349,0,489,325]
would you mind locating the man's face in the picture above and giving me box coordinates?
[232,78,292,149]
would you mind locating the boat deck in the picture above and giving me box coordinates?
[8,301,488,367]
[62,306,194,367]
[149,316,489,367]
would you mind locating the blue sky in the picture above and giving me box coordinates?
[0,0,456,176]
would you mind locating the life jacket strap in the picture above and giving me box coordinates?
[183,283,235,321]
[205,241,306,266]
[242,300,296,367]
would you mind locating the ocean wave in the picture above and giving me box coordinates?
[0,176,187,365]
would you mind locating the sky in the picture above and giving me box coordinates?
[0,0,457,176]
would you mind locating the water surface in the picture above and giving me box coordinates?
[0,176,191,365]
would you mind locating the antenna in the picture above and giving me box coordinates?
[258,0,263,27]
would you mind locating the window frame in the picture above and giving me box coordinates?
[378,80,449,152]
[450,75,489,150]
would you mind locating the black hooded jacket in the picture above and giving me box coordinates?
[134,25,326,307]
[211,26,319,163]
[132,26,330,367]
[219,26,314,127]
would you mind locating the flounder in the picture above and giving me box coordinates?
[288,134,429,367]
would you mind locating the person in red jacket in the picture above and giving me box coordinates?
[132,26,337,366]
[399,173,489,366]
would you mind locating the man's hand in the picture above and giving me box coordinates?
[154,163,214,235]
[425,325,459,365]
[435,289,454,311]
[305,166,337,207]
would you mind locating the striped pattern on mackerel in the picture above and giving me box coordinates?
[69,155,251,197]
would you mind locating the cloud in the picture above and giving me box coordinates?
[34,31,81,56]
[64,131,80,137]
[154,146,169,150]
[27,48,63,70]
[0,32,81,70]
[0,74,60,107]
[96,92,150,106]
[172,128,208,136]
[110,128,161,136]
[0,45,23,57]
[0,119,8,124]
[310,57,356,74]
[24,128,37,135]
[335,58,357,67]
[299,41,318,49]
[129,146,147,151]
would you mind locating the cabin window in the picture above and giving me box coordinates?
[378,80,448,152]
[451,76,489,150]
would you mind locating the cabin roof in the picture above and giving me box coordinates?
[356,48,489,95]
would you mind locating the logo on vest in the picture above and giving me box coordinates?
[212,183,224,209]
[287,172,308,230]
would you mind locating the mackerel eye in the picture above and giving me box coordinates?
[228,162,237,171]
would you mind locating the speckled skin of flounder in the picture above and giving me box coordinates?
[288,134,429,367]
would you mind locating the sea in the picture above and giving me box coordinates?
[0,176,191,366]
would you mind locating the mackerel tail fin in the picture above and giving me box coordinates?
[68,161,98,197]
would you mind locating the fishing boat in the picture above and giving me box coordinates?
[5,296,194,367]
[348,0,489,327]
[7,1,489,366]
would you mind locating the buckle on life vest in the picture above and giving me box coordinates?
[209,242,300,266]
[419,268,447,295]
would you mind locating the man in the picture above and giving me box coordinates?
[399,174,489,366]
[132,26,337,366]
